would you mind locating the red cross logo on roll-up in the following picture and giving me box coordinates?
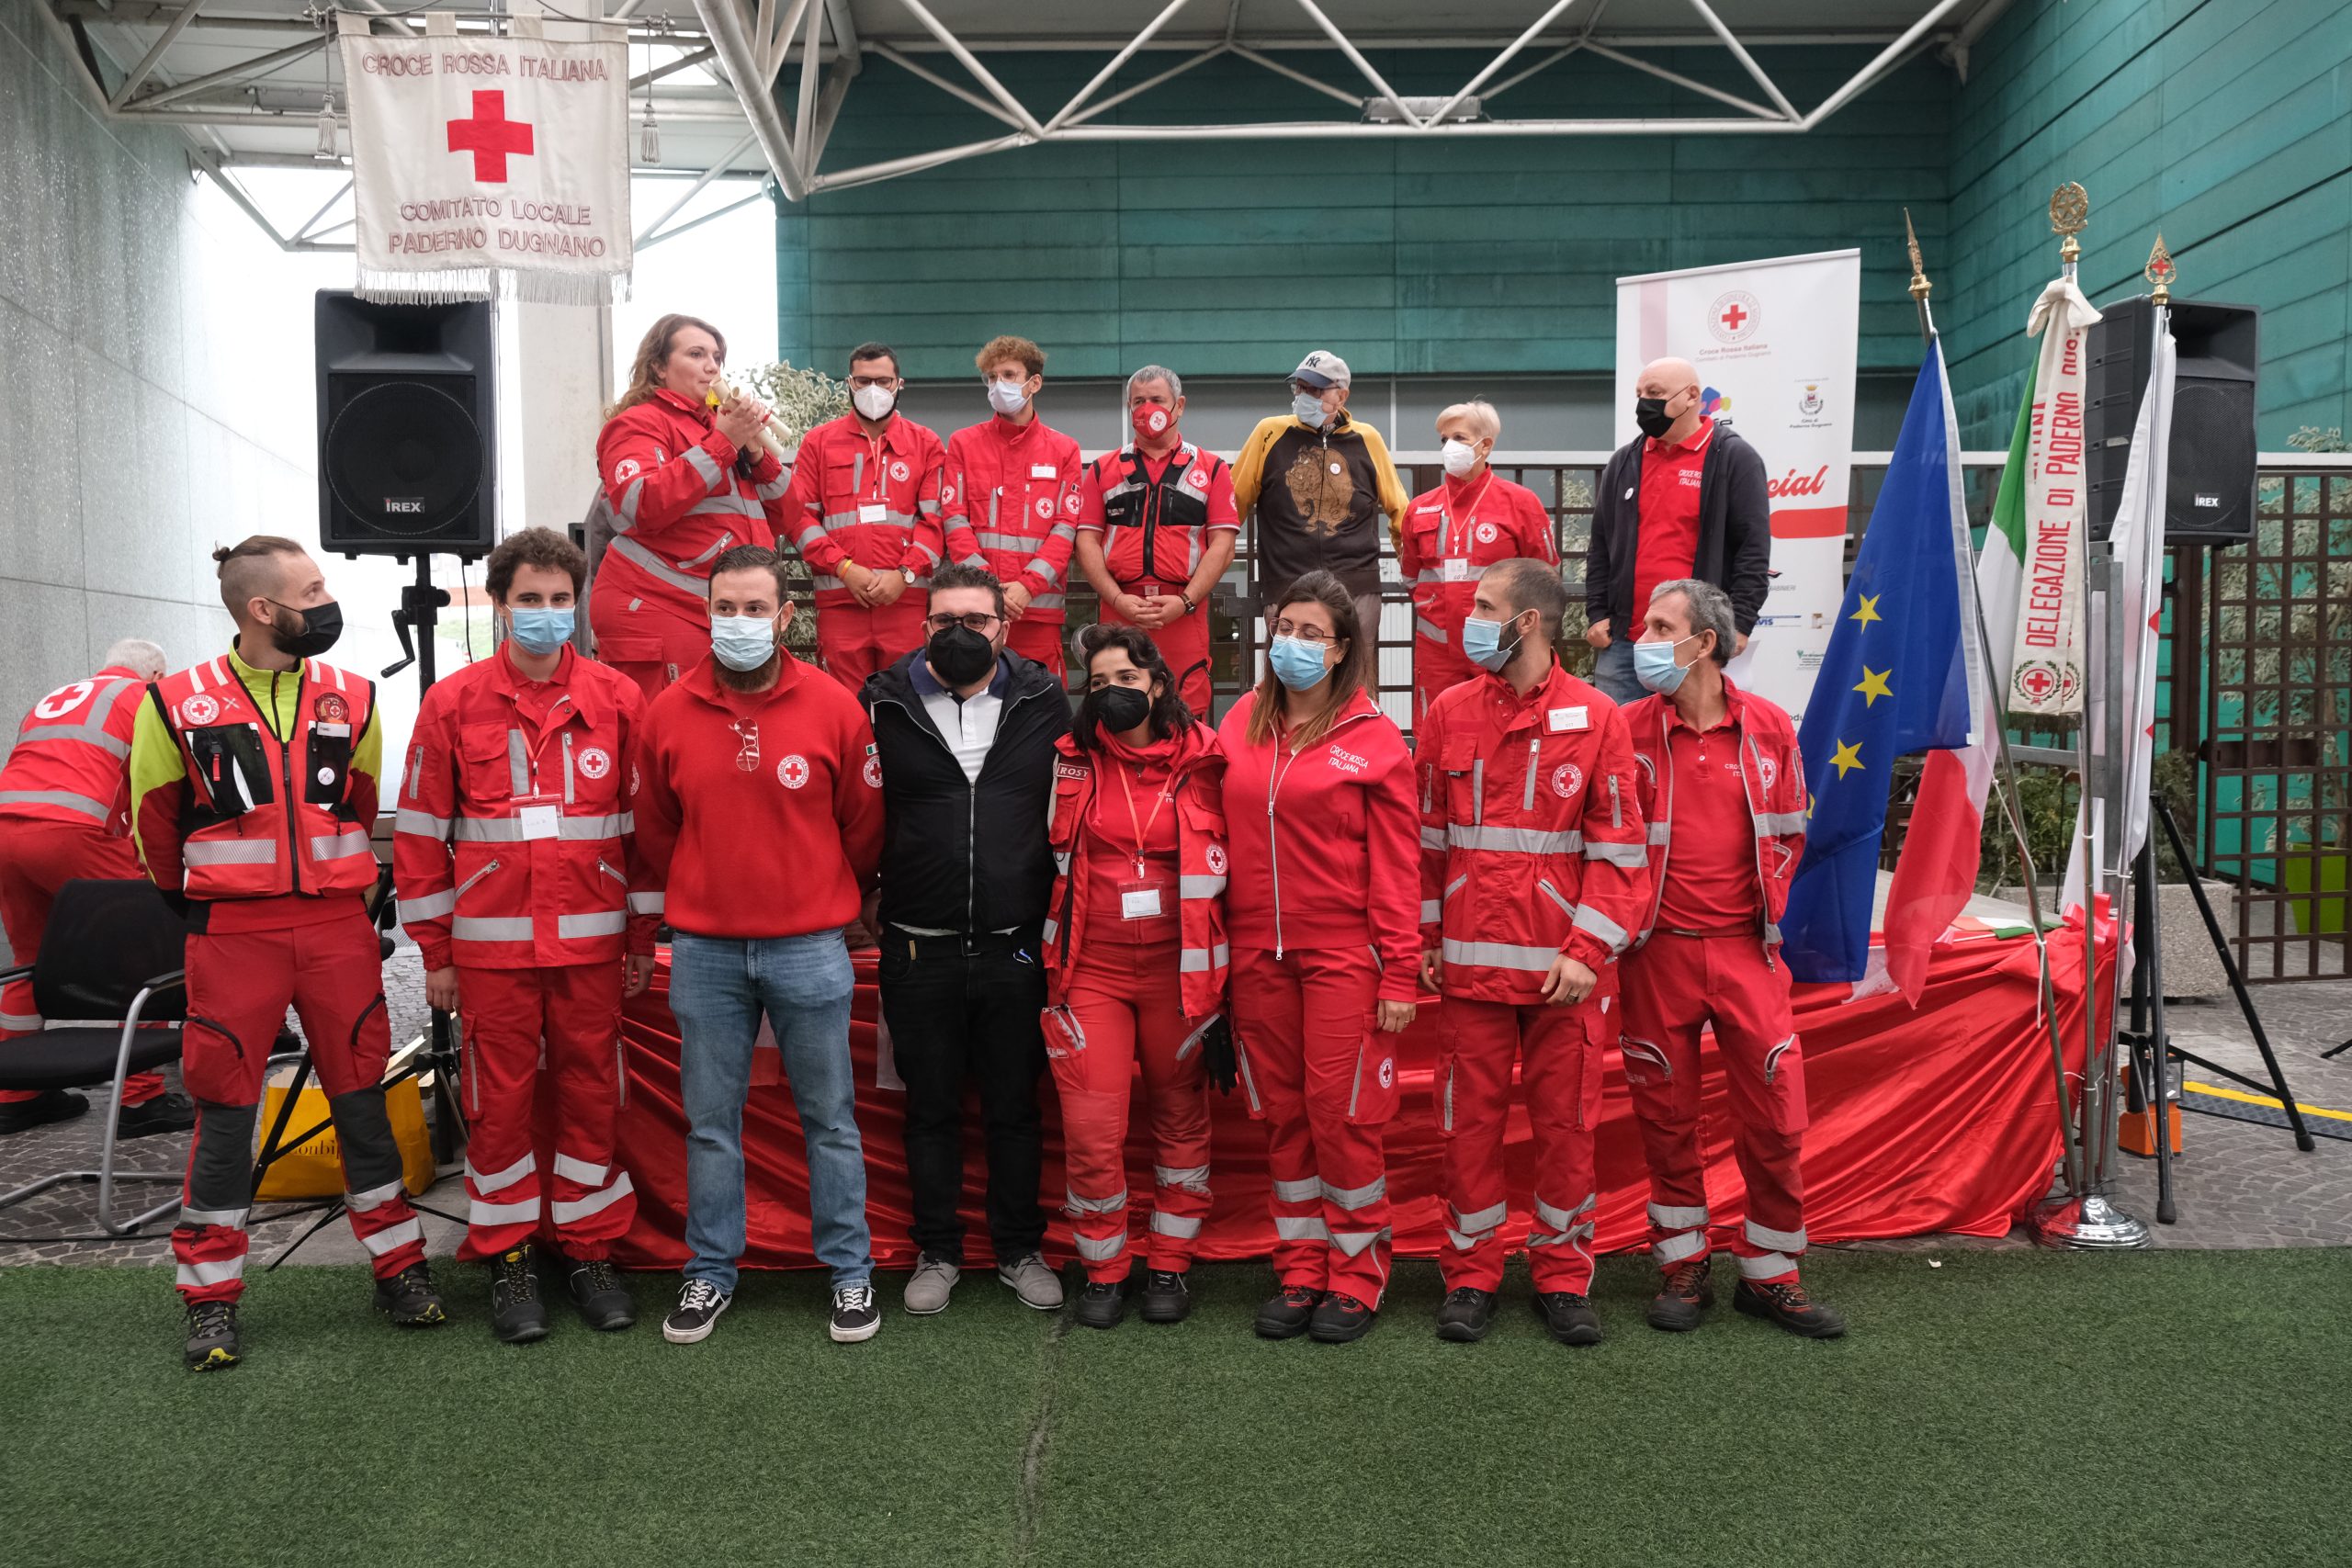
[447,90,535,183]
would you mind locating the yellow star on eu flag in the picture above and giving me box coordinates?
[1849,593,1882,627]
[1829,739,1865,778]
[1853,666,1893,707]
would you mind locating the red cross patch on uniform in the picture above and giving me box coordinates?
[889,460,910,483]
[864,755,884,788]
[1035,496,1054,519]
[1552,761,1582,799]
[615,457,641,482]
[776,754,810,790]
[1204,842,1227,875]
[315,693,348,725]
[1475,521,1498,544]
[578,747,611,780]
[1758,755,1777,791]
[180,694,220,726]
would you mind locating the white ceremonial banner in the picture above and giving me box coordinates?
[338,6,631,305]
[2007,276,2102,717]
[1616,249,1861,728]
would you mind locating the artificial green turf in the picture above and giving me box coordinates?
[6,1250,2348,1568]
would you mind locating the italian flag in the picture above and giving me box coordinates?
[1977,361,2037,704]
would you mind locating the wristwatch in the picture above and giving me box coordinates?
[900,567,917,584]
[1179,592,1198,615]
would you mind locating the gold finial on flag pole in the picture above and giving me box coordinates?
[2049,182,2089,266]
[2144,232,2176,307]
[1905,208,1931,302]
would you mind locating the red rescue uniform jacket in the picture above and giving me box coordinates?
[393,644,654,973]
[1417,660,1649,1003]
[780,412,947,610]
[943,415,1084,624]
[1042,723,1230,1018]
[0,665,148,832]
[1398,473,1557,661]
[1623,677,1807,951]
[629,655,886,939]
[1075,441,1240,589]
[1216,689,1420,1003]
[592,389,786,659]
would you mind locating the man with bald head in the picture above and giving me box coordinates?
[1581,356,1770,704]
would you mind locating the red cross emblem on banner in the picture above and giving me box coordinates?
[447,90,535,182]
[2019,665,2057,700]
[1720,301,1748,333]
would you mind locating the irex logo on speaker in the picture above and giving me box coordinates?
[383,498,424,513]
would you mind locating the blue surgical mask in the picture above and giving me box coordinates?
[711,615,778,672]
[1634,634,1699,694]
[1268,635,1331,693]
[1292,390,1329,429]
[507,605,573,657]
[1460,612,1523,674]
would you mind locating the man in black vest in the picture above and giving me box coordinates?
[862,563,1071,1316]
[1073,365,1239,715]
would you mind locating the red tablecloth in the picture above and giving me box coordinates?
[605,924,2109,1270]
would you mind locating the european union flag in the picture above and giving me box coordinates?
[1781,344,1975,983]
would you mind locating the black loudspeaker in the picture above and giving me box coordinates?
[315,291,495,560]
[2086,295,2259,544]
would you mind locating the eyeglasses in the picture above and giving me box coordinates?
[924,612,1002,635]
[729,717,760,773]
[1270,620,1340,645]
[848,375,899,389]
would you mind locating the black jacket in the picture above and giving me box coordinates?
[1584,423,1771,637]
[862,649,1070,935]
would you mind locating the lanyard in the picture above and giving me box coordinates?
[1114,760,1174,878]
[1443,473,1496,558]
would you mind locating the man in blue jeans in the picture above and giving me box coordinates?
[630,547,889,1344]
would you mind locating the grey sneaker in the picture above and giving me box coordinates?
[903,1253,961,1315]
[997,1251,1064,1311]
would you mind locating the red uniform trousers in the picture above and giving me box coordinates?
[457,962,637,1262]
[816,602,929,693]
[1410,630,1479,727]
[1102,599,1212,716]
[1055,941,1213,1282]
[1436,998,1605,1294]
[172,908,426,1303]
[1228,945,1396,1304]
[599,604,713,704]
[1617,932,1809,1284]
[0,821,164,1105]
[1005,616,1067,681]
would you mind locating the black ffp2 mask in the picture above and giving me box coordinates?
[1081,684,1151,738]
[926,624,996,686]
[1634,397,1677,441]
[268,599,344,660]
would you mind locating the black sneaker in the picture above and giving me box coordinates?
[1254,1283,1322,1340]
[1138,1269,1191,1325]
[1734,1277,1848,1339]
[1308,1292,1377,1344]
[491,1247,549,1344]
[1646,1256,1714,1333]
[184,1300,241,1371]
[1073,1279,1130,1330]
[0,1089,87,1136]
[115,1092,198,1139]
[1435,1286,1497,1343]
[1535,1292,1603,1347]
[566,1258,636,1331]
[373,1261,448,1326]
[663,1279,731,1344]
[830,1281,880,1344]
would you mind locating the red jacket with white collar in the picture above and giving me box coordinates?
[942,415,1084,624]
[780,412,947,610]
[1622,676,1808,950]
[1216,689,1420,1002]
[1417,660,1649,1003]
[593,389,786,652]
[394,645,654,972]
[629,654,886,940]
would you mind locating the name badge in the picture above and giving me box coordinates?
[1548,705,1589,733]
[1030,463,1057,480]
[518,804,560,840]
[1441,558,1473,582]
[858,502,888,524]
[1119,881,1166,920]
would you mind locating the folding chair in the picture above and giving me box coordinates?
[0,878,192,1235]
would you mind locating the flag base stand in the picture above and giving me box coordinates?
[2026,1189,2152,1250]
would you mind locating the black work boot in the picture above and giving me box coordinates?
[1535,1292,1603,1347]
[1254,1283,1322,1340]
[566,1257,636,1331]
[491,1247,550,1343]
[184,1300,241,1371]
[0,1089,87,1135]
[1734,1276,1848,1339]
[1435,1286,1497,1343]
[1073,1279,1130,1330]
[1646,1256,1714,1333]
[115,1092,198,1139]
[1138,1269,1191,1325]
[1307,1292,1376,1344]
[373,1260,449,1327]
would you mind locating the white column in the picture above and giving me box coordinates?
[505,301,614,542]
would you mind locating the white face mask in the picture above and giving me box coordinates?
[853,383,897,422]
[986,379,1030,416]
[1442,438,1480,479]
